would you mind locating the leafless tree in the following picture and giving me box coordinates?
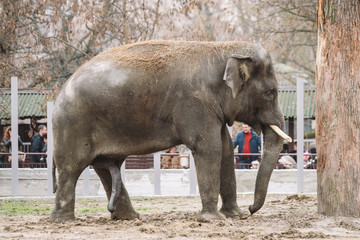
[0,0,317,88]
[232,0,317,83]
[160,0,317,83]
[0,0,161,88]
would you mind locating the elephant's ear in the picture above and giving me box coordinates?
[223,54,252,99]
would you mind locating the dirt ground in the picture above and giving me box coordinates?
[1,194,360,240]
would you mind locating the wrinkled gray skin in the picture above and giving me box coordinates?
[50,41,284,222]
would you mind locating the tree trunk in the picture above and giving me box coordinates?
[316,0,360,217]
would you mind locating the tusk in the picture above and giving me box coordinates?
[269,125,292,142]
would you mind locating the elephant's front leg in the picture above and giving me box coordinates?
[219,126,250,219]
[193,148,225,222]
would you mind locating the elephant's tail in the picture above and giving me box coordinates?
[52,157,58,193]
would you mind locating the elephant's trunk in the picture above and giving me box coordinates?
[249,124,284,214]
[107,163,122,213]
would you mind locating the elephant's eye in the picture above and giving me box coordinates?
[264,90,274,98]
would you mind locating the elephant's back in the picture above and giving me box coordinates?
[92,41,204,72]
[55,41,230,102]
[64,40,262,86]
[91,40,258,72]
[53,40,264,118]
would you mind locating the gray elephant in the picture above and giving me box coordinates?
[50,40,289,222]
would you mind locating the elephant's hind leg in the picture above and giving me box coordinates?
[50,167,83,222]
[93,161,139,220]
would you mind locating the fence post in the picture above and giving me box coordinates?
[153,152,161,195]
[189,152,197,195]
[47,101,54,196]
[297,78,305,193]
[11,77,18,196]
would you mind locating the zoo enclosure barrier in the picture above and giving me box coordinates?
[234,153,316,169]
[1,151,317,197]
[0,152,48,168]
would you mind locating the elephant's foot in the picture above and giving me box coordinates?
[111,209,140,220]
[50,210,75,222]
[220,206,250,220]
[196,210,225,222]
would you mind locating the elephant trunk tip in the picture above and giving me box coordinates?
[107,195,118,213]
[248,204,262,215]
[107,203,116,213]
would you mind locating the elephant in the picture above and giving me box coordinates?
[50,40,289,222]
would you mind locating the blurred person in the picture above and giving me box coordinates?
[233,124,261,169]
[308,141,317,168]
[304,151,313,169]
[161,146,181,169]
[31,125,47,167]
[303,151,310,163]
[289,142,297,162]
[40,135,48,163]
[251,160,260,169]
[278,155,297,169]
[309,141,316,159]
[2,126,24,164]
[280,143,289,153]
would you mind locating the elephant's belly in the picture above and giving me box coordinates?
[92,129,182,157]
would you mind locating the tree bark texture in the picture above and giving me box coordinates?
[316,0,360,217]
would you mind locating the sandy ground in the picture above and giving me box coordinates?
[1,194,360,240]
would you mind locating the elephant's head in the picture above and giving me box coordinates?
[223,47,291,214]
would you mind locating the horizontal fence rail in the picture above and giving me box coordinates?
[0,152,48,168]
[233,153,317,169]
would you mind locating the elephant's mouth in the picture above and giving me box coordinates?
[269,125,292,142]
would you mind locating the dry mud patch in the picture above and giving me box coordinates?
[1,194,360,239]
